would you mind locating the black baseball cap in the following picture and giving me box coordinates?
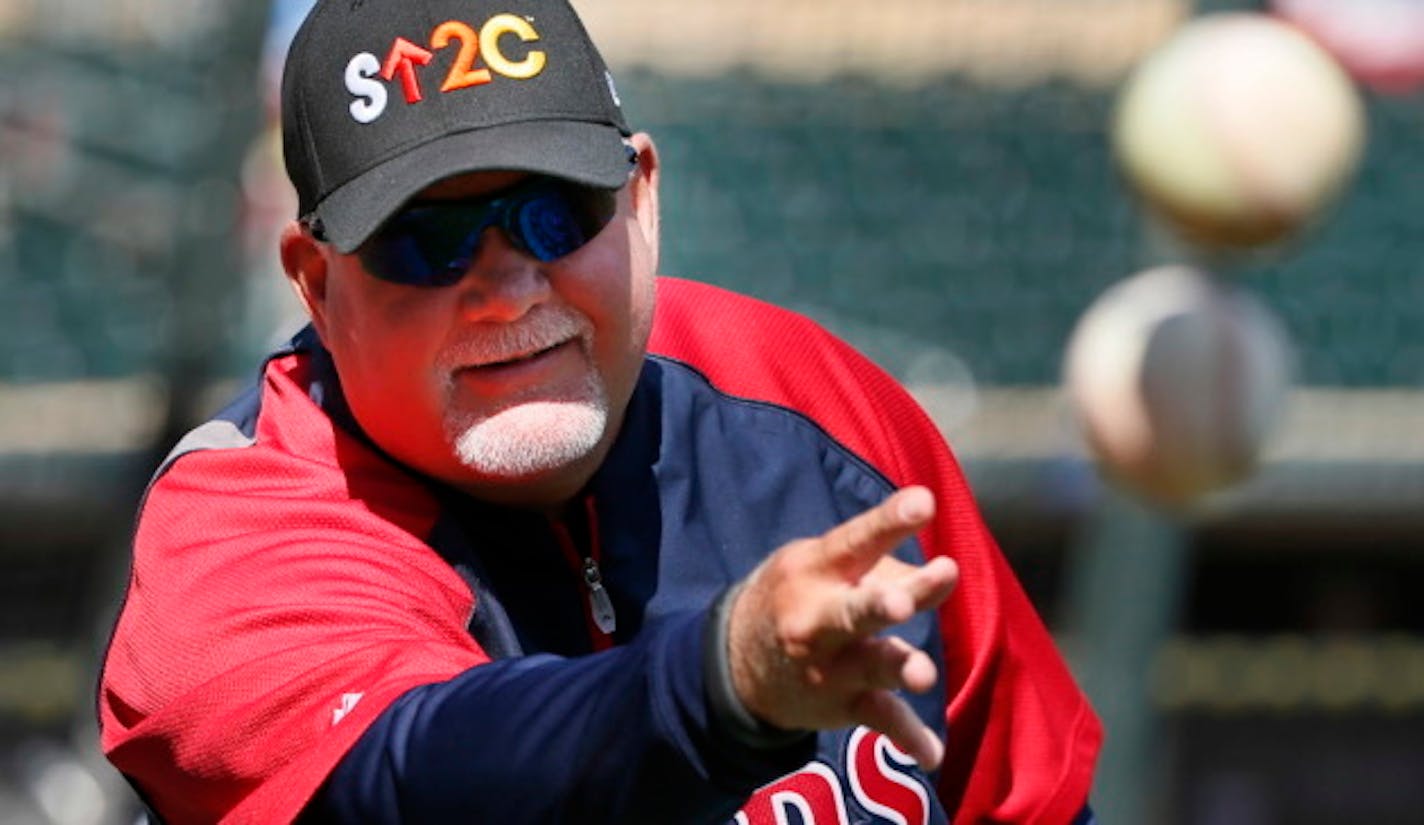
[282,0,633,253]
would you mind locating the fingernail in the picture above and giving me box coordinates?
[926,737,944,770]
[929,556,958,580]
[897,488,933,522]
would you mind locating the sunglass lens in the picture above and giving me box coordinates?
[509,184,620,262]
[359,181,620,286]
[362,206,482,286]
[510,193,589,261]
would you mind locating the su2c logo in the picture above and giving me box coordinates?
[734,728,933,825]
[345,13,546,124]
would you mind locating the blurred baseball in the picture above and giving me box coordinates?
[1064,265,1293,506]
[1272,0,1424,94]
[1111,13,1367,250]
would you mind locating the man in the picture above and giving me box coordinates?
[98,1,1102,822]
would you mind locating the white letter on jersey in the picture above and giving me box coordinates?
[846,728,929,825]
[346,52,387,124]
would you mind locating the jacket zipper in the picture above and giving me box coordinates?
[580,557,617,637]
[549,496,616,651]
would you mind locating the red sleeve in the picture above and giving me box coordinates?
[650,277,1102,824]
[98,354,488,824]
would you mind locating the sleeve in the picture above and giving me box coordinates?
[919,441,1103,824]
[98,442,489,823]
[648,277,1103,824]
[300,601,812,824]
[834,339,1103,824]
[100,436,811,824]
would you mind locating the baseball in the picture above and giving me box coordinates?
[1111,13,1367,250]
[1272,0,1424,94]
[1063,265,1293,506]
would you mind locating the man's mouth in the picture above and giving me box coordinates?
[464,339,575,372]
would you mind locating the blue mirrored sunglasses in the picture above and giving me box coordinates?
[310,176,622,287]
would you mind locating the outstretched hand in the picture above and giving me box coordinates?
[726,486,959,770]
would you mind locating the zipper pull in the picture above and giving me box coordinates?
[582,557,617,635]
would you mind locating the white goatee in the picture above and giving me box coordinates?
[440,306,609,479]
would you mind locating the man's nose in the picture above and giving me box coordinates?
[454,226,552,322]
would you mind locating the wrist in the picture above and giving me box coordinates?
[704,583,810,749]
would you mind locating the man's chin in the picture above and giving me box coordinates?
[449,401,609,481]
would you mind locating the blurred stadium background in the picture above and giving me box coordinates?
[0,0,1420,822]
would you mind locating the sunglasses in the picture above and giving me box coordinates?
[311,176,622,287]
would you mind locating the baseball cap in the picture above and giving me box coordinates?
[281,0,633,253]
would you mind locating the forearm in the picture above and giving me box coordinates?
[301,608,813,823]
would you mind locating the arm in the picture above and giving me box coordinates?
[303,488,957,823]
[648,278,1103,821]
[300,610,812,824]
[726,485,956,770]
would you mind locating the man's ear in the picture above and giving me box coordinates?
[627,132,660,270]
[279,220,332,340]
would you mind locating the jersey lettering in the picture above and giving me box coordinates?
[735,762,848,825]
[847,728,930,825]
[733,728,934,824]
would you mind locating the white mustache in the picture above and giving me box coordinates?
[439,307,592,369]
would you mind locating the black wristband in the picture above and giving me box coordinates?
[703,583,813,750]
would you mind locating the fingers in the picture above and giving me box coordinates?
[851,689,945,772]
[825,635,939,695]
[837,582,916,637]
[900,555,959,613]
[819,636,946,772]
[818,486,935,576]
[808,554,960,645]
[725,485,953,736]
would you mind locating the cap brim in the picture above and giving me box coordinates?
[314,120,631,253]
